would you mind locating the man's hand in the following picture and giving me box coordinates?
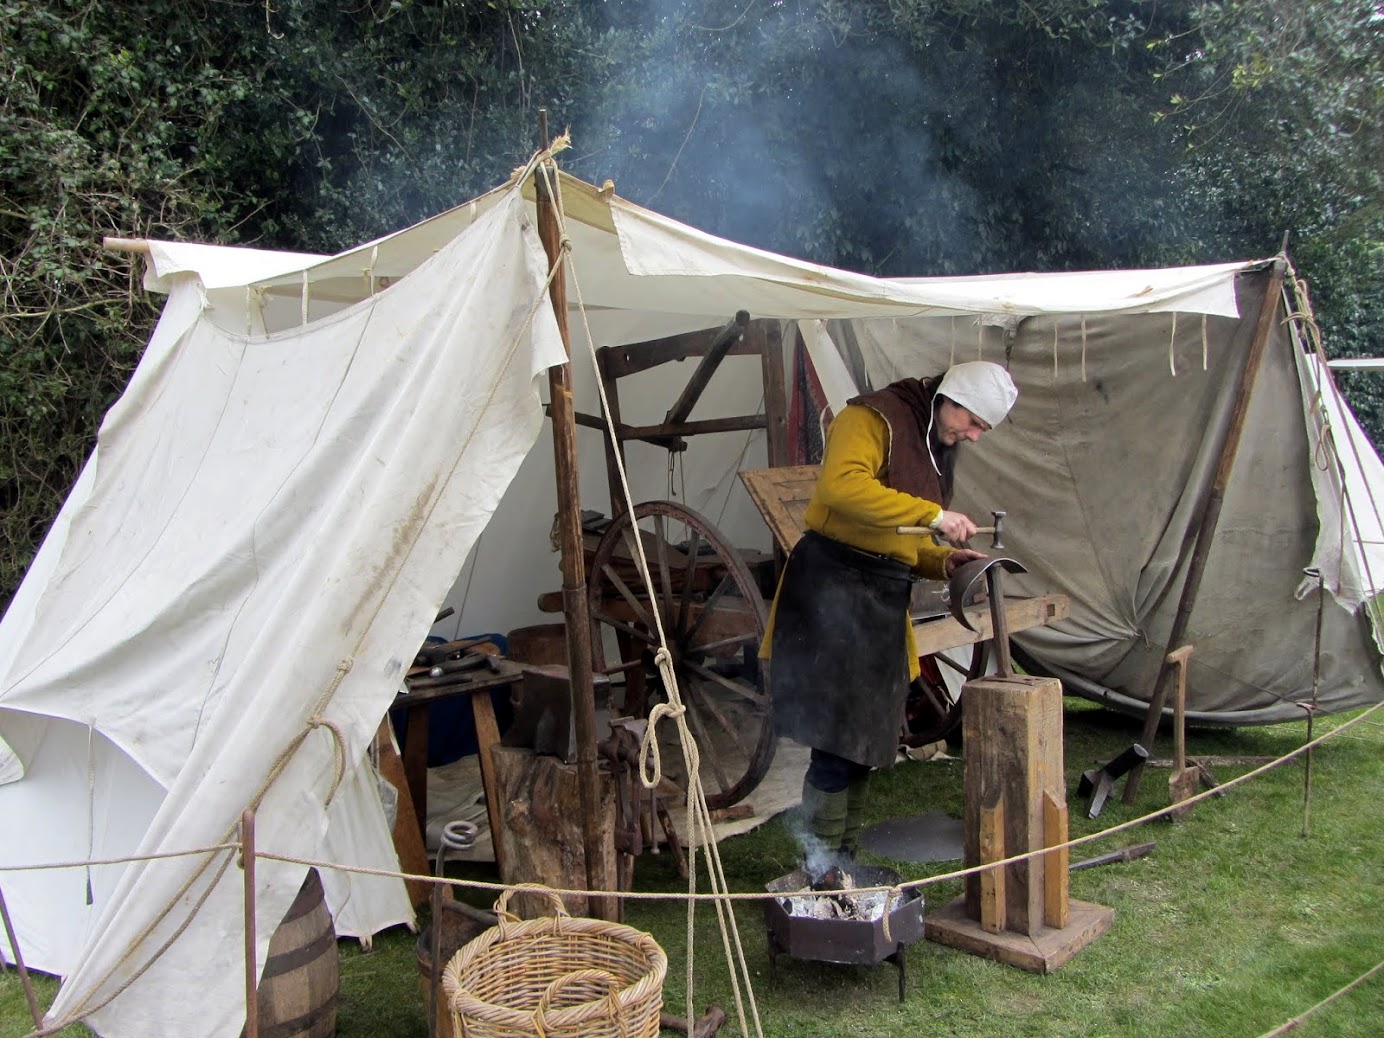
[944,548,987,577]
[933,509,978,545]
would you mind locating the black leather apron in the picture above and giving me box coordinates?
[769,531,914,768]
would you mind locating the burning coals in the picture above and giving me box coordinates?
[779,866,890,921]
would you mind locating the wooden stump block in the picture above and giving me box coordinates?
[961,675,1065,936]
[927,673,1112,971]
[490,745,619,918]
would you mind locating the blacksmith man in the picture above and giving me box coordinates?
[760,360,1019,863]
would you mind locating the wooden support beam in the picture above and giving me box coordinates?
[534,120,613,920]
[754,320,790,467]
[621,414,768,440]
[912,593,1069,656]
[662,311,749,427]
[596,348,631,518]
[601,321,763,378]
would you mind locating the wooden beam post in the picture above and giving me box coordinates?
[534,115,613,919]
[753,319,790,467]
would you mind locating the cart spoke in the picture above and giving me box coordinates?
[679,685,735,793]
[617,527,654,597]
[681,673,761,761]
[688,631,759,656]
[683,573,735,647]
[597,655,647,676]
[934,652,971,679]
[675,528,703,638]
[682,657,769,709]
[601,562,655,631]
[591,609,657,649]
[652,514,676,626]
[916,679,950,717]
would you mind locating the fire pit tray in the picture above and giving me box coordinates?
[764,865,923,1000]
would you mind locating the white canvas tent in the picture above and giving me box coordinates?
[1,165,1381,1038]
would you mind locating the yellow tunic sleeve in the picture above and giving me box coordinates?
[763,404,956,680]
[804,405,954,581]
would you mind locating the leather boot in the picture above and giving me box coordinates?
[797,778,848,856]
[840,771,872,859]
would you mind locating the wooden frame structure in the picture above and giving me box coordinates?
[573,311,793,518]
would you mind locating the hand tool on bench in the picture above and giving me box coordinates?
[1166,644,1199,820]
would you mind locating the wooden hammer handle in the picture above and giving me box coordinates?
[897,524,996,536]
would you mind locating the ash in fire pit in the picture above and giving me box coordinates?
[780,866,891,922]
[764,865,924,1001]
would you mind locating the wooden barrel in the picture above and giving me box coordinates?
[249,869,339,1038]
[506,623,568,666]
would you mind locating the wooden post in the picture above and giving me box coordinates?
[1123,258,1287,803]
[534,115,613,920]
[754,320,790,468]
[0,882,42,1030]
[241,809,259,1038]
[596,347,629,520]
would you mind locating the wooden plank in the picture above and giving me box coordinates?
[738,464,822,553]
[1043,793,1069,929]
[926,896,1115,974]
[979,798,1006,934]
[913,594,1070,656]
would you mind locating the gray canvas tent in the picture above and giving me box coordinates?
[1,165,1380,1038]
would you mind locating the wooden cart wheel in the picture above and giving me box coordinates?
[587,500,774,810]
[903,640,989,747]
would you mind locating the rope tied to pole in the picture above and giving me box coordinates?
[540,148,765,1038]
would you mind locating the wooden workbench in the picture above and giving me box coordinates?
[392,658,524,874]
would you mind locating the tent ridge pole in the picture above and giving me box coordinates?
[534,117,613,920]
[1123,258,1288,803]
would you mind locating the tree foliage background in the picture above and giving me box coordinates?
[2,0,1381,609]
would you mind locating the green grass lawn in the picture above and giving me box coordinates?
[5,699,1382,1037]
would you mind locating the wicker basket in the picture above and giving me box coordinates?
[441,886,667,1038]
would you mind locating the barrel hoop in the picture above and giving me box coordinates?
[257,999,337,1038]
[260,927,337,980]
